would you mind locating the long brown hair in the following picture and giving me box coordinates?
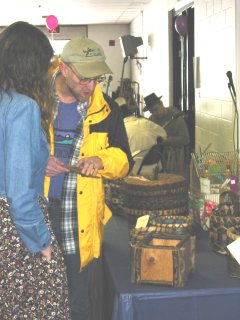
[0,21,55,139]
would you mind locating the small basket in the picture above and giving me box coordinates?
[209,191,240,254]
[227,226,240,278]
[130,232,196,287]
[130,215,194,246]
[190,151,239,228]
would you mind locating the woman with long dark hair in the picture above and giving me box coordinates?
[0,21,70,319]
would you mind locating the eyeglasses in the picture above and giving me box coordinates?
[65,62,106,84]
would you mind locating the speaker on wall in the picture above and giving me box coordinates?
[119,35,143,58]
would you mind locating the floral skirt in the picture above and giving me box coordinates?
[0,197,71,319]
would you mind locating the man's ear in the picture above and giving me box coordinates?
[60,61,68,76]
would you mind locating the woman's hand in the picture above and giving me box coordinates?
[41,245,52,262]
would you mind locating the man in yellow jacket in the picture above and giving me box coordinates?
[44,38,133,320]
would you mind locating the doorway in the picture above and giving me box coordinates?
[169,5,195,153]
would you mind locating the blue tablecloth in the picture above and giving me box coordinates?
[102,215,240,320]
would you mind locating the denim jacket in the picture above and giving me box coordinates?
[0,91,51,252]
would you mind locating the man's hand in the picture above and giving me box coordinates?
[45,156,69,177]
[75,156,103,177]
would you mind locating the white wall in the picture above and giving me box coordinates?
[194,0,236,153]
[130,0,237,153]
[88,24,131,97]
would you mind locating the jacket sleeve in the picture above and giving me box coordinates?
[96,97,134,179]
[163,117,190,148]
[5,100,51,253]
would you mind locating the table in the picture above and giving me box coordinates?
[101,215,240,320]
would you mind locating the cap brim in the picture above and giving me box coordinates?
[72,61,113,77]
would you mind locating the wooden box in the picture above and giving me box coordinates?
[131,233,196,287]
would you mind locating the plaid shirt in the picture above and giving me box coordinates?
[52,71,89,254]
[60,102,88,254]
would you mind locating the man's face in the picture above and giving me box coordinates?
[61,62,103,102]
[150,101,165,116]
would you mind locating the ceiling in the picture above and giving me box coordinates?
[1,0,152,26]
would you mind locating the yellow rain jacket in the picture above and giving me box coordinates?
[44,84,133,270]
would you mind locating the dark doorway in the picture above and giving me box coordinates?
[169,5,195,153]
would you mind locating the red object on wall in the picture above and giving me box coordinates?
[46,15,58,33]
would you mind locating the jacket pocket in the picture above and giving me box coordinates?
[97,193,112,225]
[85,132,109,154]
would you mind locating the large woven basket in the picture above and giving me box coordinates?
[209,191,240,254]
[121,174,188,219]
[104,178,124,215]
[227,226,240,278]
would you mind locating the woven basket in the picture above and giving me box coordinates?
[121,174,188,221]
[227,226,240,278]
[104,178,124,215]
[130,232,196,287]
[209,191,240,254]
[130,215,194,246]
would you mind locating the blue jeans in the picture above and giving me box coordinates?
[48,198,92,320]
[64,253,93,320]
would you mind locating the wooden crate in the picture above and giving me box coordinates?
[131,233,196,287]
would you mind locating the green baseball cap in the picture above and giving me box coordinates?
[61,37,113,77]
